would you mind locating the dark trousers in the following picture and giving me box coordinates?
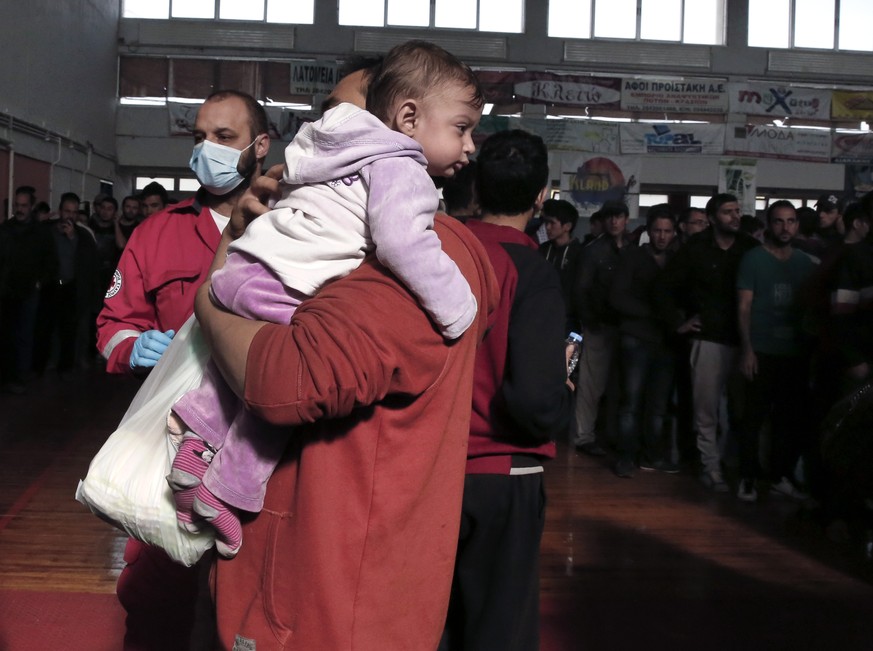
[440,473,546,651]
[116,539,215,650]
[672,338,697,464]
[737,352,810,481]
[33,282,78,373]
[0,291,39,383]
[615,335,675,463]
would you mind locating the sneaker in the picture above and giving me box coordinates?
[700,470,729,493]
[613,458,635,478]
[575,441,607,457]
[639,458,680,474]
[737,478,758,503]
[771,477,809,501]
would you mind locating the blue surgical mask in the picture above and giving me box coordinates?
[189,138,257,196]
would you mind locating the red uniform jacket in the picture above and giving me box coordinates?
[212,215,500,651]
[96,197,221,373]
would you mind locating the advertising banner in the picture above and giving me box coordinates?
[832,91,873,120]
[718,159,757,216]
[557,152,641,218]
[724,124,831,162]
[845,164,873,200]
[513,117,619,153]
[474,115,619,152]
[832,132,873,163]
[167,101,199,135]
[264,106,318,142]
[289,60,338,96]
[728,83,831,120]
[620,123,725,154]
[621,78,728,114]
[476,71,622,109]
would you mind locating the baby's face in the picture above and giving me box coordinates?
[413,83,482,178]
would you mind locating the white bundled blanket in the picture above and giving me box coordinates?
[76,315,214,566]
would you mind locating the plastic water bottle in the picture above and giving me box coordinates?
[566,332,583,376]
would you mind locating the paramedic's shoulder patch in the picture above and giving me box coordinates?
[105,269,122,299]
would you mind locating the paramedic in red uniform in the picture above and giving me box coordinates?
[95,89,270,650]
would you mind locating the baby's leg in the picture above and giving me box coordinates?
[172,251,304,546]
[168,360,241,529]
[192,410,290,558]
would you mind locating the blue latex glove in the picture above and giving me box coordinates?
[129,329,176,370]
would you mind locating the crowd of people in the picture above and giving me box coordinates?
[526,188,873,524]
[4,36,873,650]
[0,182,172,393]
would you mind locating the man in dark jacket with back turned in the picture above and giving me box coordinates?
[441,129,572,651]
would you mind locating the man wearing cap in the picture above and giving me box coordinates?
[816,193,844,247]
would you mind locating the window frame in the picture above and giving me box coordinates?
[747,0,873,53]
[122,0,315,24]
[548,0,726,46]
[337,0,524,33]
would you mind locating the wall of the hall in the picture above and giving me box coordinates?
[0,0,119,208]
[2,0,869,212]
[114,0,857,204]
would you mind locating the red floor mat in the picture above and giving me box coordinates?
[0,590,125,651]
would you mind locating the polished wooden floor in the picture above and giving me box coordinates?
[2,366,873,649]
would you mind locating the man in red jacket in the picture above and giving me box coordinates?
[194,179,499,649]
[97,90,271,375]
[97,89,270,650]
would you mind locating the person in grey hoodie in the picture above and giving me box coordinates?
[167,40,485,558]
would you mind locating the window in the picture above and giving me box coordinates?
[548,0,725,45]
[839,0,873,51]
[135,176,200,193]
[338,0,524,32]
[119,56,316,105]
[748,0,872,52]
[122,0,314,24]
[135,176,175,191]
[639,193,669,207]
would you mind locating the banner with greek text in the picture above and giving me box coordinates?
[476,71,622,109]
[289,60,338,96]
[832,132,873,163]
[724,124,831,162]
[557,152,641,219]
[620,123,725,154]
[728,83,831,120]
[621,78,728,114]
[832,91,873,120]
[718,159,757,215]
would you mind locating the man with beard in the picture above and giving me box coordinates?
[610,204,679,477]
[97,90,270,375]
[95,89,270,650]
[571,200,630,456]
[816,193,844,247]
[659,193,759,491]
[735,201,815,502]
[116,195,142,248]
[0,187,53,392]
